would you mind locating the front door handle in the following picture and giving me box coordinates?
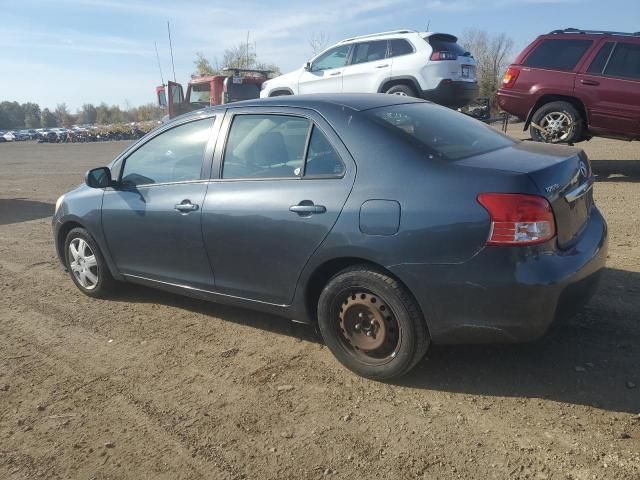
[289,201,326,215]
[329,71,342,76]
[581,79,600,86]
[174,200,199,213]
[376,64,390,68]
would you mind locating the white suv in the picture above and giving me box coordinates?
[261,30,478,108]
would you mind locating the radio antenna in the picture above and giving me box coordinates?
[154,41,165,85]
[167,21,177,82]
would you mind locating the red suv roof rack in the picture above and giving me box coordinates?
[549,28,640,37]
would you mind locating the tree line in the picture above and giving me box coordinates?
[0,101,164,130]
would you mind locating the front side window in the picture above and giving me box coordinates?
[120,117,214,187]
[351,40,388,65]
[311,45,350,71]
[604,42,640,80]
[366,103,514,161]
[523,39,592,71]
[222,115,310,179]
[389,39,414,57]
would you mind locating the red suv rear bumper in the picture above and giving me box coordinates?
[496,88,533,120]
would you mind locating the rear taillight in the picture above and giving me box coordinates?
[477,193,556,246]
[430,51,458,61]
[501,67,520,88]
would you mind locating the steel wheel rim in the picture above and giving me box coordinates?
[336,290,401,364]
[68,238,99,290]
[540,112,574,142]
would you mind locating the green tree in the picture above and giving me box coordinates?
[194,52,221,76]
[22,103,41,128]
[40,108,57,128]
[0,101,25,129]
[77,104,97,125]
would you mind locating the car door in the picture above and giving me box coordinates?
[341,40,391,93]
[201,108,355,305]
[298,44,351,94]
[576,40,640,137]
[102,114,221,290]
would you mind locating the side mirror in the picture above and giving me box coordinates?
[85,167,112,189]
[304,61,312,71]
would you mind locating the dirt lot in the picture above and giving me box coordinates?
[0,128,638,480]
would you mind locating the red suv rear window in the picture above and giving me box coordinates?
[523,39,592,71]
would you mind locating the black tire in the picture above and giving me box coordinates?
[317,265,429,380]
[384,84,417,97]
[64,227,117,298]
[530,101,583,144]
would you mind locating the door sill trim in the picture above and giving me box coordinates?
[122,273,289,308]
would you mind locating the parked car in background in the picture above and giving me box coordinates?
[261,30,478,108]
[497,28,640,144]
[1,131,16,141]
[53,94,606,379]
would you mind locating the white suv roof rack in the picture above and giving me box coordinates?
[338,30,418,44]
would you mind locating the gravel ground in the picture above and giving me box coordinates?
[0,129,638,480]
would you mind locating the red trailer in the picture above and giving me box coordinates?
[156,68,270,119]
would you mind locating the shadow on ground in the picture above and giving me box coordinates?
[0,199,53,225]
[592,159,640,183]
[109,267,639,413]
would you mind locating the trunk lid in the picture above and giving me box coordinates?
[456,142,594,248]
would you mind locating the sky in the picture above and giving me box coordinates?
[1,0,638,111]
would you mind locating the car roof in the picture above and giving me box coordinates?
[172,94,427,124]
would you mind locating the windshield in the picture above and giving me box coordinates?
[190,83,211,104]
[366,103,514,161]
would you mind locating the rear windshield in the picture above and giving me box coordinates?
[365,103,514,161]
[523,39,592,71]
[425,34,466,55]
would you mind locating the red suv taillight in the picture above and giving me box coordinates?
[477,193,556,246]
[430,51,458,61]
[501,67,520,88]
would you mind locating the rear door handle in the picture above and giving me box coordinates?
[580,79,600,86]
[174,200,199,213]
[329,71,342,76]
[376,64,390,68]
[289,202,326,215]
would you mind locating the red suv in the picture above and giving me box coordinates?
[496,28,640,144]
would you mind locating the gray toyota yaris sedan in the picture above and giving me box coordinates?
[53,94,607,379]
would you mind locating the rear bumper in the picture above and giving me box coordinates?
[390,207,608,344]
[495,89,532,120]
[421,80,479,108]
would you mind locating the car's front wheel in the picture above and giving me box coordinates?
[64,227,117,298]
[317,265,429,380]
[530,101,583,144]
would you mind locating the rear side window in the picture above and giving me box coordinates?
[366,103,514,161]
[604,42,640,80]
[351,40,388,65]
[304,127,344,177]
[523,39,592,71]
[222,115,310,179]
[425,34,466,56]
[587,42,615,74]
[389,39,414,57]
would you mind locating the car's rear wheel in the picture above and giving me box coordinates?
[530,101,583,144]
[317,265,429,379]
[384,84,417,97]
[64,227,117,298]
